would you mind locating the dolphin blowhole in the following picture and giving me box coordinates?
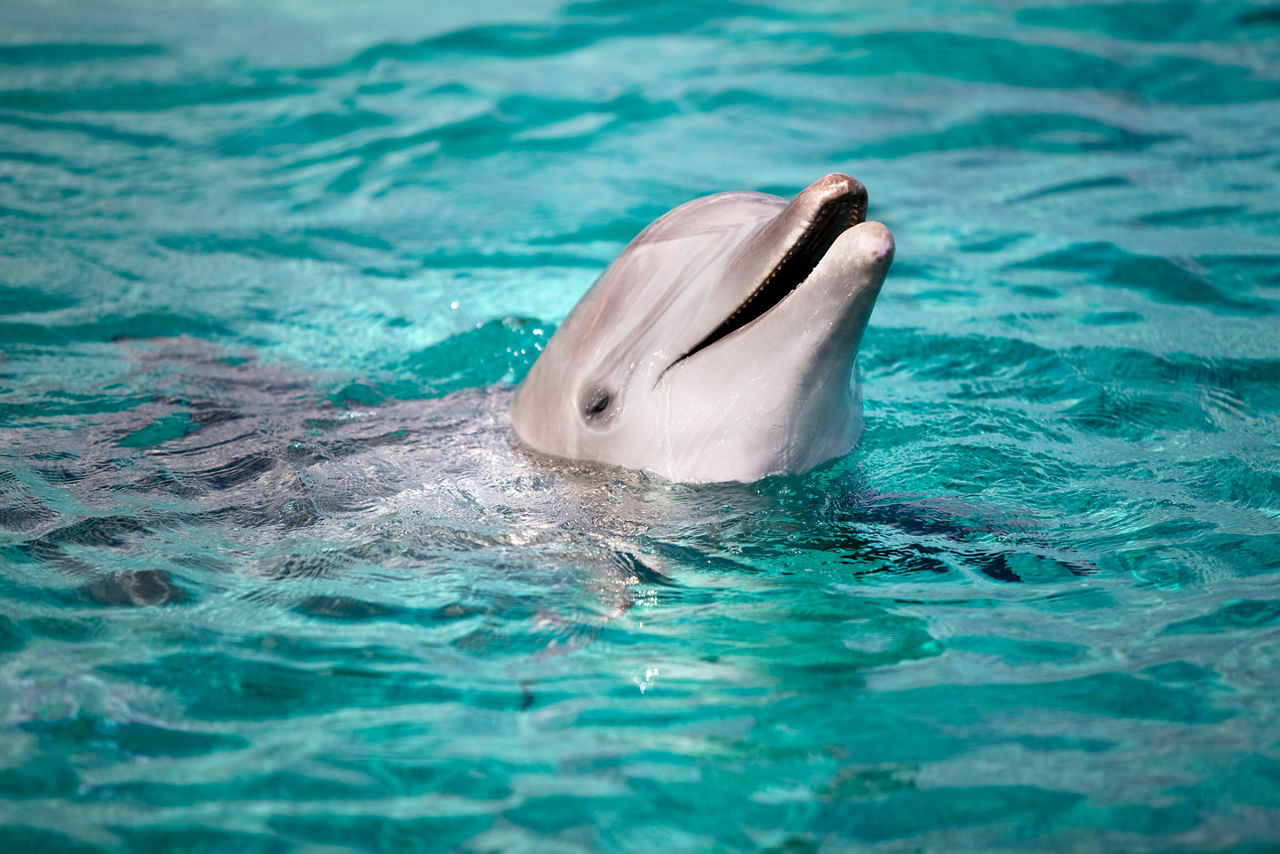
[510,172,894,483]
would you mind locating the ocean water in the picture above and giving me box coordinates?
[2,0,1279,850]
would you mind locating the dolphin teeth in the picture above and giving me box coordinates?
[666,191,862,372]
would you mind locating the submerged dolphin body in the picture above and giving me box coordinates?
[510,173,894,483]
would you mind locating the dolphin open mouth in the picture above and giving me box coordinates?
[666,181,868,372]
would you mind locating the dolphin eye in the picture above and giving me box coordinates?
[582,389,613,421]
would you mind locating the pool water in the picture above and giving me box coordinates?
[2,0,1279,850]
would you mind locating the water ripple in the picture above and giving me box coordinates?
[1,1,1279,849]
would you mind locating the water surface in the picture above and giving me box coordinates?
[2,0,1280,850]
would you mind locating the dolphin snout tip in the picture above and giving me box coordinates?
[812,172,867,201]
[849,220,894,264]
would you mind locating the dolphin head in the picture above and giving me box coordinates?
[510,173,894,483]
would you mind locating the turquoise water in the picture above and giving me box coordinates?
[2,0,1280,849]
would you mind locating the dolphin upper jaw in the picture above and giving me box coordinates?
[661,177,890,390]
[663,174,871,375]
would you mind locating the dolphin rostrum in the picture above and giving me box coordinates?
[510,173,894,483]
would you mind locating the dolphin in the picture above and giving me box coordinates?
[510,173,894,483]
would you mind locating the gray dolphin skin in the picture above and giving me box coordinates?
[510,173,895,483]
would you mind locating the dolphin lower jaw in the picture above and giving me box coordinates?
[665,177,868,373]
[650,367,865,482]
